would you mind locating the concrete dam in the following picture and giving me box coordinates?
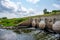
[17,14,60,33]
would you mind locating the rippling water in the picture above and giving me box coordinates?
[0,29,60,40]
[0,29,35,40]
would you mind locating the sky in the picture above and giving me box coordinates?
[0,0,60,18]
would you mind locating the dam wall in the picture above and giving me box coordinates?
[17,14,60,28]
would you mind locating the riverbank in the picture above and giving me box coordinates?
[0,18,28,27]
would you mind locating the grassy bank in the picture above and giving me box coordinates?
[0,18,28,27]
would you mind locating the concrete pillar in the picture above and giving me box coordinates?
[53,18,56,24]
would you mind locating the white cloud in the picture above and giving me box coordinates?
[21,6,27,11]
[26,8,43,16]
[0,0,20,13]
[29,8,34,11]
[2,1,18,11]
[0,0,42,18]
[0,0,23,18]
[53,4,60,9]
[26,0,40,4]
[0,12,18,19]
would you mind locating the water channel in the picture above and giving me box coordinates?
[0,29,60,40]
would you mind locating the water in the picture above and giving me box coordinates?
[0,29,60,40]
[0,29,35,40]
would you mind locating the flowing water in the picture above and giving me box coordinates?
[0,29,60,40]
[0,29,35,40]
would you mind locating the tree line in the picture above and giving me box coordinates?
[43,9,60,14]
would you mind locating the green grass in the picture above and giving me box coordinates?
[0,18,28,27]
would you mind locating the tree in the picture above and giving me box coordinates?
[52,10,60,15]
[43,9,47,14]
[2,17,7,19]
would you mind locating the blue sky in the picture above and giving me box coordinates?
[0,0,60,18]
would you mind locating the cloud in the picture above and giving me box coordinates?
[0,0,42,18]
[0,0,19,13]
[53,3,60,9]
[0,0,21,18]
[26,0,40,4]
[0,12,18,19]
[0,0,27,18]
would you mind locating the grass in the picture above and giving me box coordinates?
[0,18,28,27]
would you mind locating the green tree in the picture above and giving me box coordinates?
[2,17,7,19]
[43,9,47,14]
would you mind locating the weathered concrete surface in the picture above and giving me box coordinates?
[17,19,33,28]
[17,14,60,28]
[16,14,60,34]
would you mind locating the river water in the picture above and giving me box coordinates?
[0,29,60,40]
[0,29,36,40]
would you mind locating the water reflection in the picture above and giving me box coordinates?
[0,29,17,40]
[0,29,35,40]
